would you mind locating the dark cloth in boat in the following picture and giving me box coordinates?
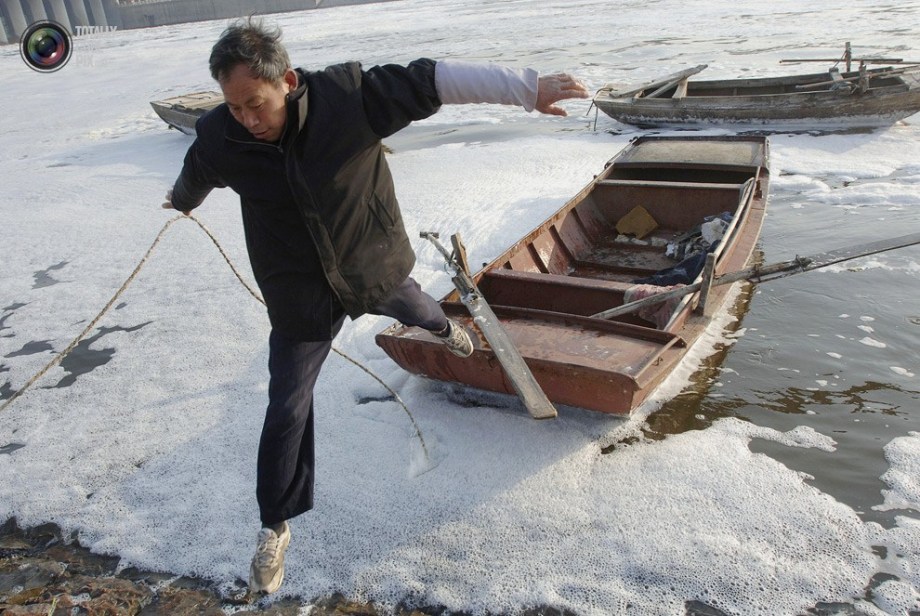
[634,250,709,286]
[634,212,731,286]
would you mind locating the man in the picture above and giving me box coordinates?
[162,18,589,595]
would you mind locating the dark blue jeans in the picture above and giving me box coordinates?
[256,276,447,525]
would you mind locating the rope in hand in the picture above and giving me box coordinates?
[0,215,429,460]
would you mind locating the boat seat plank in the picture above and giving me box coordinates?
[479,268,636,317]
[483,268,635,292]
[612,139,766,169]
[440,303,684,382]
[595,179,747,191]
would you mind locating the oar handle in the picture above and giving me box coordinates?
[420,231,455,264]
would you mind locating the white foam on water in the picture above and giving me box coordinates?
[874,432,920,513]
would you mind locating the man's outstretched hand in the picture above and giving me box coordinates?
[535,73,590,116]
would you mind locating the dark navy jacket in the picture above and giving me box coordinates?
[171,59,442,340]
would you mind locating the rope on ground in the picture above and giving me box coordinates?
[0,215,184,415]
[1,215,429,461]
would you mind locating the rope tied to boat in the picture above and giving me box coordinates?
[0,215,429,460]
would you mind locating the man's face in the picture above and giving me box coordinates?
[220,64,297,142]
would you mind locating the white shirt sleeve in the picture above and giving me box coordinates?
[435,59,539,112]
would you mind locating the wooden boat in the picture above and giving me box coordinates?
[150,91,222,135]
[375,135,770,415]
[593,61,920,128]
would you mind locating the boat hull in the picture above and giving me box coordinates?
[375,136,770,415]
[150,91,222,135]
[594,68,920,127]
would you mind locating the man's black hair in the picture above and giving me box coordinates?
[209,17,292,83]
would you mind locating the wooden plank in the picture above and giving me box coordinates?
[598,64,708,99]
[646,77,685,99]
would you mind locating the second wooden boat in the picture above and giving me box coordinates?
[593,58,920,128]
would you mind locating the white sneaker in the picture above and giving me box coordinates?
[438,319,473,358]
[249,522,291,594]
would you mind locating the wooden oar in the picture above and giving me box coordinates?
[422,232,557,420]
[592,231,920,321]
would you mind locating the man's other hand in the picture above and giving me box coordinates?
[535,73,590,117]
[161,189,190,216]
